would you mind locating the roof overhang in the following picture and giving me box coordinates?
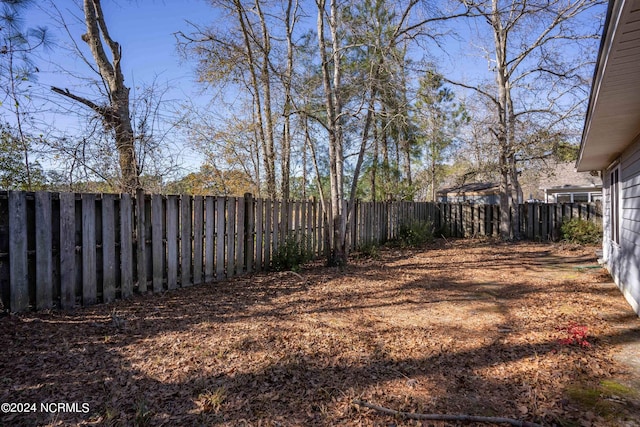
[577,0,640,172]
[543,186,603,193]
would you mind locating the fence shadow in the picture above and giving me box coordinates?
[1,239,638,426]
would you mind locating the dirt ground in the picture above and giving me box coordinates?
[2,238,640,426]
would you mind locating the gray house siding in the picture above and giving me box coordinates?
[604,136,640,314]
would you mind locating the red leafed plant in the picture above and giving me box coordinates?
[558,322,591,347]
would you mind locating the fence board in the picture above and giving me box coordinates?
[120,194,133,298]
[245,193,254,273]
[193,196,203,285]
[136,191,147,293]
[542,205,549,240]
[205,197,215,281]
[306,200,313,254]
[272,200,279,254]
[300,199,306,246]
[255,198,263,271]
[293,200,300,241]
[151,194,164,292]
[35,192,53,310]
[552,204,560,240]
[59,193,76,308]
[216,197,225,280]
[226,197,236,277]
[236,195,245,275]
[312,198,319,255]
[9,192,28,312]
[166,196,178,290]
[102,194,116,303]
[82,194,97,306]
[264,199,272,268]
[181,195,192,287]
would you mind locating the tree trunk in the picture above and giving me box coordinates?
[316,0,346,266]
[371,120,378,202]
[52,0,140,193]
[492,0,512,240]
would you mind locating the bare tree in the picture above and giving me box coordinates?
[447,0,604,238]
[51,0,140,193]
[178,0,297,200]
[315,0,349,265]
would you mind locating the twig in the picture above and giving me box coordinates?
[279,271,304,280]
[352,400,542,427]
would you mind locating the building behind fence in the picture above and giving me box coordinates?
[0,190,601,312]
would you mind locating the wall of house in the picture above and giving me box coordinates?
[604,136,640,315]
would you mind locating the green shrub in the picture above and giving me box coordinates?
[270,234,312,272]
[560,217,602,245]
[356,241,379,258]
[396,220,434,247]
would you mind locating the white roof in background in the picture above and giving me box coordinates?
[578,0,640,171]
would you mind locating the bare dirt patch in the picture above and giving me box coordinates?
[1,239,640,426]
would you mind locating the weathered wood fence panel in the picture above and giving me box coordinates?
[0,191,602,312]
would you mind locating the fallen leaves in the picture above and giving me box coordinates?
[1,239,639,426]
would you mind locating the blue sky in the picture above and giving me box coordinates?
[30,0,215,101]
[20,0,220,173]
[14,0,606,178]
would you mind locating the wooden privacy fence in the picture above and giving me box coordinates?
[432,201,602,240]
[0,190,600,312]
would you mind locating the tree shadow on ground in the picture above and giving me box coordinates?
[1,239,639,426]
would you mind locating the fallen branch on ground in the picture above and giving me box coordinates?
[352,400,542,427]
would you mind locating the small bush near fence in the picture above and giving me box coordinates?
[270,235,313,272]
[355,241,380,259]
[396,220,435,248]
[560,217,602,245]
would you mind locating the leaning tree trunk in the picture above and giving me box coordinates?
[52,0,139,193]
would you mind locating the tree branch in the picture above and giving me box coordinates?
[50,86,110,118]
[440,76,500,108]
[353,400,542,427]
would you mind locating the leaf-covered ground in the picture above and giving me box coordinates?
[2,239,640,426]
